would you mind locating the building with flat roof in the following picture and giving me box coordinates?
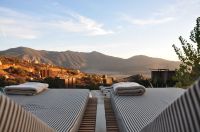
[151,69,176,87]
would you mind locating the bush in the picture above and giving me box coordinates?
[0,76,20,87]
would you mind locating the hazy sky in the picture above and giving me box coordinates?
[0,0,199,61]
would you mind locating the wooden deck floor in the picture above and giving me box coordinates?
[78,98,97,132]
[79,95,119,132]
[104,98,119,132]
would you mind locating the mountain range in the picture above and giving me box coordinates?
[0,47,180,76]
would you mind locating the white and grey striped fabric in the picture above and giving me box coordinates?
[8,89,89,132]
[141,80,200,132]
[110,88,185,132]
[0,93,54,132]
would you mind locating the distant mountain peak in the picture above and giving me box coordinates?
[0,47,180,76]
[90,51,102,54]
[128,55,149,59]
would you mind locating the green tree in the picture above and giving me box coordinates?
[172,17,200,87]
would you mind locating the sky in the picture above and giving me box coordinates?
[0,0,200,61]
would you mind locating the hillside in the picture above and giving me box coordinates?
[0,47,180,76]
[0,56,105,88]
[0,56,81,79]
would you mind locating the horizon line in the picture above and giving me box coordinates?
[0,46,180,62]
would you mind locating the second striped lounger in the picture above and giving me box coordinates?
[141,79,200,132]
[110,88,186,132]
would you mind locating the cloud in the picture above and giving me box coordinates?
[0,20,39,39]
[123,16,174,26]
[77,14,113,36]
[50,12,113,36]
[122,0,200,26]
[0,6,113,40]
[153,0,200,18]
[0,6,31,19]
[0,25,38,39]
[0,7,40,39]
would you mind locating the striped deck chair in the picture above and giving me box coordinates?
[0,94,54,132]
[141,79,200,132]
[110,87,185,132]
[7,89,89,132]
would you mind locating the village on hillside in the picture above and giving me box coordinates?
[0,56,115,89]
